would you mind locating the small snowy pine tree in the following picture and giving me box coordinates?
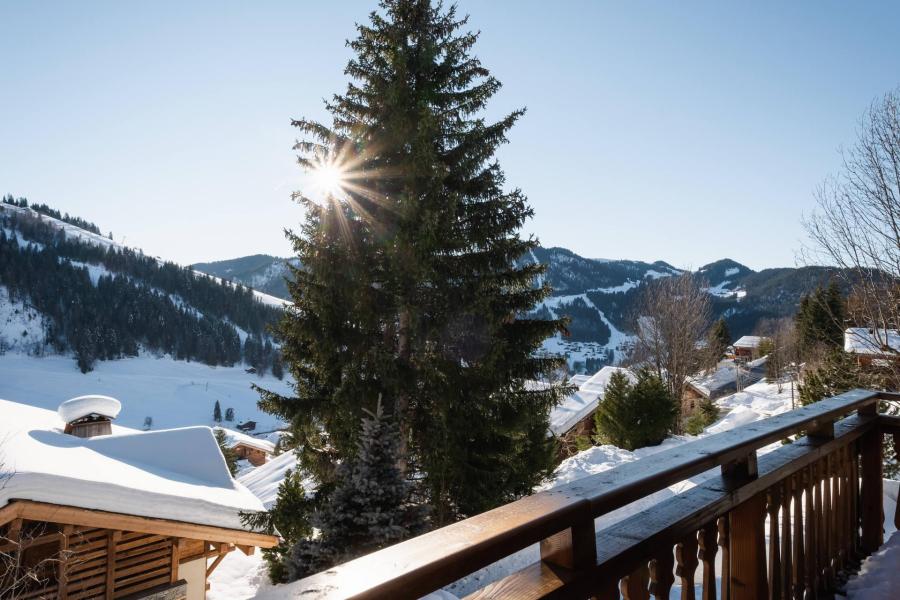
[286,399,427,581]
[213,400,222,423]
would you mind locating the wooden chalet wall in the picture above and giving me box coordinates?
[0,520,261,600]
[2,524,183,600]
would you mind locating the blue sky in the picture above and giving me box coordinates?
[2,1,899,270]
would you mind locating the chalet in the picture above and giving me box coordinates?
[215,427,276,467]
[549,366,636,456]
[732,335,768,360]
[844,327,900,367]
[682,358,767,416]
[0,396,278,600]
[235,421,257,433]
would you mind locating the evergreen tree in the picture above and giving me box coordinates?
[285,400,427,581]
[224,407,235,422]
[593,370,676,451]
[241,466,315,583]
[708,317,731,360]
[796,282,846,357]
[213,400,222,423]
[257,0,567,525]
[592,370,634,449]
[798,349,867,406]
[213,428,239,476]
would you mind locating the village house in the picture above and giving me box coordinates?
[844,327,900,367]
[215,427,276,467]
[732,335,768,360]
[0,395,278,600]
[682,357,767,416]
[549,366,636,456]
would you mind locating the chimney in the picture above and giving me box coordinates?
[58,395,122,438]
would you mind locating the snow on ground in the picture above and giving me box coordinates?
[840,479,899,599]
[0,353,291,431]
[0,286,48,355]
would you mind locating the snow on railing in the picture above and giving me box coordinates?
[296,389,898,599]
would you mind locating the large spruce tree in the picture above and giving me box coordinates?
[258,0,567,526]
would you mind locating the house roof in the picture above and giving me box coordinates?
[0,398,267,532]
[549,367,636,436]
[215,426,276,454]
[238,451,316,510]
[844,327,900,356]
[734,335,765,349]
[686,358,767,400]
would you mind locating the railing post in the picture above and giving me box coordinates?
[539,500,597,577]
[722,452,766,600]
[858,403,883,555]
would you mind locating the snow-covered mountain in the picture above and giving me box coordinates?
[194,249,844,372]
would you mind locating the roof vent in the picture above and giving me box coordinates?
[58,395,121,438]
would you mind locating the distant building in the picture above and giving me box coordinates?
[236,420,257,432]
[733,335,768,360]
[1,397,277,600]
[683,358,767,416]
[844,327,900,367]
[549,366,637,456]
[216,427,276,466]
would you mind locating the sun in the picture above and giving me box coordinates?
[310,160,347,201]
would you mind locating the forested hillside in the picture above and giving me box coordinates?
[0,197,283,373]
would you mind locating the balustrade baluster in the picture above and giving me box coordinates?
[792,472,804,600]
[894,433,900,531]
[698,523,718,600]
[780,479,792,600]
[676,532,699,600]
[621,562,650,600]
[804,465,817,599]
[767,488,781,600]
[650,548,675,600]
[718,517,730,600]
[849,440,861,562]
[823,454,834,590]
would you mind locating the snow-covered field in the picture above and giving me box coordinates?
[0,353,291,431]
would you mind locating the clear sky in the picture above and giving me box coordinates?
[2,1,899,270]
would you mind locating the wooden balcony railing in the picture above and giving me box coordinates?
[297,389,900,599]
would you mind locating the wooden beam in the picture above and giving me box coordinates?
[11,501,278,548]
[106,530,120,600]
[728,494,766,600]
[207,552,227,578]
[859,426,883,554]
[170,538,180,584]
[58,524,73,600]
[236,544,255,556]
[0,502,21,528]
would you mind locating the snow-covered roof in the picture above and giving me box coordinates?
[216,427,276,454]
[0,398,266,530]
[734,335,765,349]
[844,327,900,356]
[58,394,121,423]
[549,367,636,436]
[686,358,767,399]
[238,451,316,509]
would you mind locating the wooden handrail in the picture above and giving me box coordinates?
[296,389,887,599]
